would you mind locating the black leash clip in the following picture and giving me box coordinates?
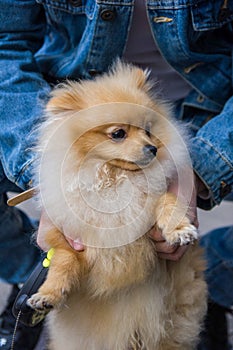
[12,261,49,327]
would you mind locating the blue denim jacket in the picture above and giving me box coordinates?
[0,0,232,209]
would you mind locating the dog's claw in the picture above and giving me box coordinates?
[27,293,55,311]
[165,224,198,246]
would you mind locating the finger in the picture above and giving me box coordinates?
[186,204,199,228]
[148,227,165,242]
[37,211,53,251]
[157,245,189,261]
[154,241,179,254]
[66,236,85,251]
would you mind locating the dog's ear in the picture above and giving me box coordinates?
[111,61,151,92]
[132,67,150,90]
[46,82,83,114]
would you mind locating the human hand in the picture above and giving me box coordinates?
[37,210,85,252]
[149,168,198,261]
[148,228,192,261]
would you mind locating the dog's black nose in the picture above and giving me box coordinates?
[143,144,157,158]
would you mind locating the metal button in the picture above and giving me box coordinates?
[100,9,116,21]
[89,69,102,77]
[184,62,203,74]
[153,16,173,23]
[197,95,204,103]
[69,0,82,7]
[220,181,232,198]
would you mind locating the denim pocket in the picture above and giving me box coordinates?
[190,0,233,31]
[188,0,233,54]
[36,0,95,20]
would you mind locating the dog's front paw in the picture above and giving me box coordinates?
[27,292,62,311]
[164,224,198,246]
[168,224,198,245]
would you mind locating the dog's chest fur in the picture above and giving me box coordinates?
[51,159,169,248]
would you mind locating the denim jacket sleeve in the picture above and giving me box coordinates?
[0,0,50,190]
[190,96,233,210]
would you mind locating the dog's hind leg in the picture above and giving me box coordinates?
[158,246,207,350]
[27,228,86,311]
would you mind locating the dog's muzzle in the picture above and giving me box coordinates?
[136,144,157,166]
[143,144,157,158]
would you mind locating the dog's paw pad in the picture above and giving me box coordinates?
[27,293,55,311]
[166,224,198,246]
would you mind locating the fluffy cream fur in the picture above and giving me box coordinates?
[28,62,207,350]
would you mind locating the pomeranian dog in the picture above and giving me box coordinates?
[28,62,207,350]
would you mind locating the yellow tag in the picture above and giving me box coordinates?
[42,248,55,268]
[42,258,50,268]
[47,248,55,260]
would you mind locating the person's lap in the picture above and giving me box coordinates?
[0,175,41,284]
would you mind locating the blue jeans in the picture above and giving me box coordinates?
[200,225,233,310]
[0,177,41,284]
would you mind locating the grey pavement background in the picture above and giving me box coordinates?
[0,197,233,349]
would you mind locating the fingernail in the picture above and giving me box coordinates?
[73,238,85,251]
[66,236,85,251]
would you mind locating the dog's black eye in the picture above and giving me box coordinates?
[111,129,126,141]
[145,129,151,138]
[145,123,151,138]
